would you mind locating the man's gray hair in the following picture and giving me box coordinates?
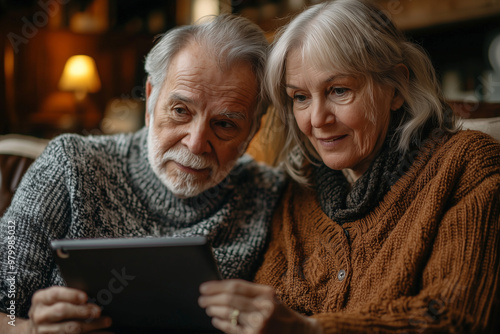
[265,0,458,184]
[144,14,269,128]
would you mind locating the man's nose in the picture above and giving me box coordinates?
[310,99,335,128]
[181,121,213,155]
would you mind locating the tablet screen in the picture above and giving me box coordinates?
[51,236,221,333]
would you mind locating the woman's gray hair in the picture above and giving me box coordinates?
[265,0,458,183]
[145,14,269,130]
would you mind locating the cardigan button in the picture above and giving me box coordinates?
[337,269,346,281]
[344,228,350,240]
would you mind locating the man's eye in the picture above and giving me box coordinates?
[216,120,235,129]
[213,120,239,141]
[174,107,187,115]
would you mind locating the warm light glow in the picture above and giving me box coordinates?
[192,0,219,23]
[59,55,101,100]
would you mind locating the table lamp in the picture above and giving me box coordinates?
[59,55,101,102]
[58,55,101,131]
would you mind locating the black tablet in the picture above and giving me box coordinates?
[50,236,221,333]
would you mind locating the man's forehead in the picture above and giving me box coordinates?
[156,43,258,116]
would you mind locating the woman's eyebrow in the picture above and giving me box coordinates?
[325,74,353,83]
[286,75,355,89]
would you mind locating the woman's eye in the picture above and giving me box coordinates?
[331,87,349,96]
[293,94,307,102]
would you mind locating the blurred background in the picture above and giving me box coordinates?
[1,0,500,140]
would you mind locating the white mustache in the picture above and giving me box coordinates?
[160,147,214,170]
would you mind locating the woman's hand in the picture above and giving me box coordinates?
[26,286,112,333]
[198,279,322,334]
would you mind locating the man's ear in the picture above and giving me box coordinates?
[145,78,152,127]
[390,64,409,111]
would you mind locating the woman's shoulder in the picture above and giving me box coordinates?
[440,130,500,166]
[391,129,499,204]
[415,130,500,196]
[448,129,500,147]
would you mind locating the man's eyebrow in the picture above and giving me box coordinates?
[219,110,247,121]
[169,93,193,103]
[164,95,247,120]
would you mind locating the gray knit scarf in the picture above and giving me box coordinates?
[313,142,403,224]
[313,119,407,225]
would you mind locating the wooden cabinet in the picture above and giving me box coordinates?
[375,0,500,30]
[233,0,500,32]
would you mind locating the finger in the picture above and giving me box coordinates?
[211,316,241,334]
[199,292,259,312]
[205,306,267,330]
[35,317,112,334]
[200,280,275,298]
[205,305,229,318]
[251,297,276,319]
[244,310,269,330]
[31,302,101,324]
[32,286,87,307]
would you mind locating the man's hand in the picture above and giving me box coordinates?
[24,286,112,333]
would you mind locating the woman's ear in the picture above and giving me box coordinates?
[145,78,152,127]
[391,64,409,111]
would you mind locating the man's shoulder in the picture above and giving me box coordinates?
[44,130,140,162]
[51,131,134,151]
[232,154,287,190]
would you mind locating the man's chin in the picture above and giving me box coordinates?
[169,187,206,199]
[161,176,216,199]
[152,163,231,199]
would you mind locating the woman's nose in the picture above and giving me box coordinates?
[310,99,335,128]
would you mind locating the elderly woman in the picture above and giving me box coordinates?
[198,0,500,333]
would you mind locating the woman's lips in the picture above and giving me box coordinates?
[316,134,348,147]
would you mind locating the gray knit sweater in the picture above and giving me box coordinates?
[0,127,286,318]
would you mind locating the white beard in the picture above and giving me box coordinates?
[147,124,235,198]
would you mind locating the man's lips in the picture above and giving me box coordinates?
[174,161,211,174]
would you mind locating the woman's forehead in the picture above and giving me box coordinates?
[286,45,353,75]
[285,49,365,85]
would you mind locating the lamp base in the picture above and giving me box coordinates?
[31,92,101,138]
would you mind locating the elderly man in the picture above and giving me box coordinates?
[0,14,286,333]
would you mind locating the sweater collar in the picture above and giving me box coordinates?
[126,127,234,224]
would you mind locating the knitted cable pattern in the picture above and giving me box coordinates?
[255,130,500,333]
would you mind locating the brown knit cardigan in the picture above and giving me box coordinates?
[254,130,500,333]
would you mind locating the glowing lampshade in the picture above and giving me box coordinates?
[192,0,219,23]
[59,55,101,100]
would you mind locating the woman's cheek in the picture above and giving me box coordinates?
[293,112,311,136]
